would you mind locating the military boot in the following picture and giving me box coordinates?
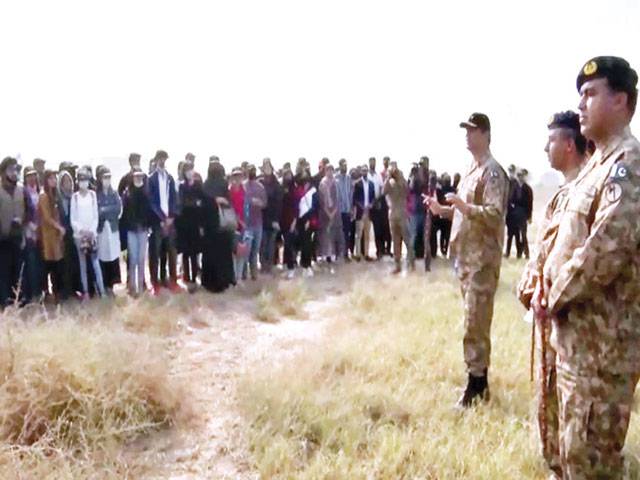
[457,369,490,408]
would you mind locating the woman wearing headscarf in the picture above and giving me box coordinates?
[70,167,105,300]
[280,167,299,279]
[201,161,235,292]
[96,167,122,296]
[177,162,205,291]
[57,169,80,299]
[295,167,317,277]
[259,158,283,275]
[38,170,65,301]
[318,164,344,269]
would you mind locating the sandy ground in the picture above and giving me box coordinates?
[133,262,370,479]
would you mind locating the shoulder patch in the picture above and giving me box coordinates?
[610,163,629,180]
[604,182,623,204]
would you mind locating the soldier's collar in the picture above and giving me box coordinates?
[598,126,632,165]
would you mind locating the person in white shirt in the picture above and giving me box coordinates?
[367,156,385,259]
[70,168,105,299]
[148,150,181,294]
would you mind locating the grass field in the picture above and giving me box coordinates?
[239,259,640,479]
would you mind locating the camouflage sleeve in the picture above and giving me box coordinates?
[547,161,640,314]
[467,169,507,228]
[517,193,558,308]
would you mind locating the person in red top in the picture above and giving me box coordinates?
[229,168,246,231]
[229,167,249,281]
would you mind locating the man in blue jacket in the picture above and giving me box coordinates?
[148,150,181,294]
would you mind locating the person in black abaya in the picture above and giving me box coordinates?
[177,163,205,289]
[201,161,235,292]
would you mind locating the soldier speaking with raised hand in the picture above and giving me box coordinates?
[517,111,587,478]
[536,56,640,478]
[425,112,509,408]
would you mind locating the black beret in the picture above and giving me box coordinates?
[547,110,581,132]
[576,56,638,94]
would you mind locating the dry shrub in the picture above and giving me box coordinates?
[0,314,192,478]
[117,294,187,336]
[256,279,309,323]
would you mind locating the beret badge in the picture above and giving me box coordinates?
[583,60,598,76]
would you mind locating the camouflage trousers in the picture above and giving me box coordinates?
[535,321,561,477]
[556,357,640,479]
[457,264,499,377]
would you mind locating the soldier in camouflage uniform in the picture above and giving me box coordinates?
[426,112,509,407]
[536,56,640,479]
[518,111,587,479]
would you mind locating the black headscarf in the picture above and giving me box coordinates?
[203,162,229,199]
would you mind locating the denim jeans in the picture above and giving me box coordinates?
[246,225,263,278]
[233,230,253,282]
[75,239,105,296]
[127,230,148,295]
[149,226,177,286]
[260,227,278,273]
[22,242,43,301]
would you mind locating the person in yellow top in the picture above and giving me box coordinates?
[426,112,509,407]
[534,56,640,479]
[517,111,587,478]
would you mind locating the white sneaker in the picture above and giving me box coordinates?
[286,270,295,280]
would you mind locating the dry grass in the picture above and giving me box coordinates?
[256,279,310,323]
[240,259,640,479]
[0,301,193,479]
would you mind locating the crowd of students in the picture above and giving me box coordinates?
[0,151,465,307]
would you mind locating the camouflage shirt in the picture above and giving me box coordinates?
[449,154,509,270]
[517,181,573,309]
[543,127,640,373]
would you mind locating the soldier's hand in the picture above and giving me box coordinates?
[446,193,472,216]
[445,193,462,209]
[531,281,548,321]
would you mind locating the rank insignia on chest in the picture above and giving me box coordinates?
[490,170,499,178]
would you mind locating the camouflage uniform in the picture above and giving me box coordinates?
[518,182,573,477]
[543,128,640,478]
[450,155,509,377]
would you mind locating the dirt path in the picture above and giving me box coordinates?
[137,265,365,479]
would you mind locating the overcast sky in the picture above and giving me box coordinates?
[2,0,639,182]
